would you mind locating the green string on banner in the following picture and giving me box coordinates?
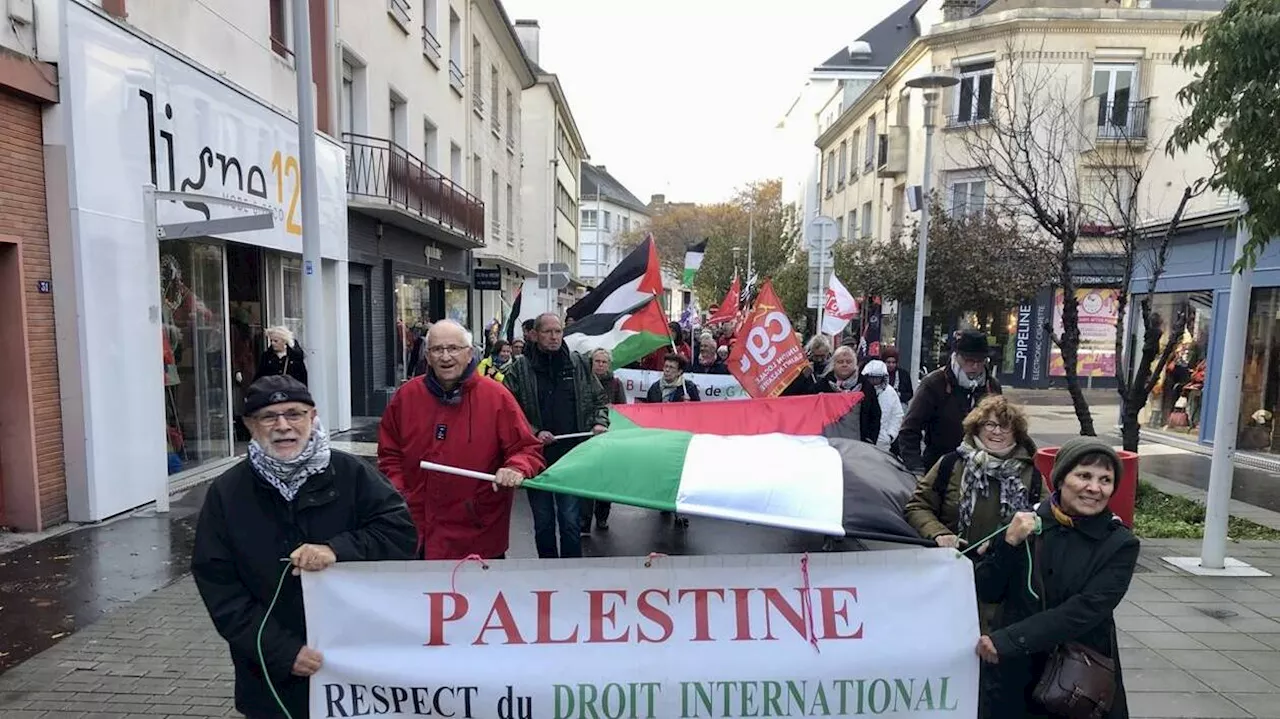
[959,516,1042,601]
[258,560,297,719]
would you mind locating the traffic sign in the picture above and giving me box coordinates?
[807,216,838,252]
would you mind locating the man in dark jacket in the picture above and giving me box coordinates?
[192,376,418,719]
[898,329,1002,474]
[504,313,609,558]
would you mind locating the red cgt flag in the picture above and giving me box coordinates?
[706,274,741,325]
[727,280,808,398]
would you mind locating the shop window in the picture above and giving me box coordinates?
[1131,291,1213,435]
[394,275,437,382]
[266,254,304,348]
[445,284,468,329]
[1238,288,1280,452]
[159,242,230,475]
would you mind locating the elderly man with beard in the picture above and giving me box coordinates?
[192,376,417,719]
[898,329,1002,475]
[379,320,545,560]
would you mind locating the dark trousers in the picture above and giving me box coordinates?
[580,499,611,528]
[527,488,581,558]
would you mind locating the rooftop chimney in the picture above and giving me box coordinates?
[597,165,607,174]
[514,19,540,65]
[650,194,666,207]
[941,0,978,22]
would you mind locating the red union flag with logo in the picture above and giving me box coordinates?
[728,280,808,398]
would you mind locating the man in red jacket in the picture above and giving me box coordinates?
[377,320,545,560]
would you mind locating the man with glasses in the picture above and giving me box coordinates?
[898,329,1002,475]
[504,312,609,558]
[192,375,418,719]
[378,319,545,560]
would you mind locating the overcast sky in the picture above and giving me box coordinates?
[500,0,906,205]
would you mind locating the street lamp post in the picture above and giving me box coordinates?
[732,246,742,275]
[904,73,959,378]
[292,0,327,423]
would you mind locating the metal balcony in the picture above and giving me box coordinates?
[1096,99,1150,141]
[448,60,464,93]
[344,133,485,248]
[422,26,442,64]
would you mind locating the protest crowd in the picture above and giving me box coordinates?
[192,238,1137,719]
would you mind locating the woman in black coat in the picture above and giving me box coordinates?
[974,436,1138,719]
[255,326,308,386]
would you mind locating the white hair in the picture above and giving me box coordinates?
[427,319,473,346]
[266,326,295,346]
[591,348,612,361]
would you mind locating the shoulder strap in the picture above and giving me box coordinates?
[1030,465,1044,503]
[933,451,960,501]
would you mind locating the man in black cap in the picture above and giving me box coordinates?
[898,329,1002,475]
[192,375,417,719]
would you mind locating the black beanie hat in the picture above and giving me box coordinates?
[1052,436,1122,490]
[244,375,314,416]
[954,330,989,358]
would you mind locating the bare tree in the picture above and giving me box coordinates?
[946,39,1206,442]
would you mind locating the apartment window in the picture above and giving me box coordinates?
[861,201,873,238]
[955,61,994,124]
[505,90,516,150]
[388,0,411,31]
[891,183,906,237]
[269,0,292,57]
[949,176,987,217]
[340,61,354,136]
[825,151,835,195]
[1094,63,1139,137]
[848,210,858,239]
[491,170,501,236]
[896,93,910,126]
[389,93,407,146]
[1083,170,1135,226]
[506,184,515,244]
[582,209,598,228]
[864,116,877,171]
[471,37,483,115]
[556,181,578,226]
[836,216,845,240]
[471,155,482,195]
[622,217,630,233]
[450,143,463,184]
[490,66,501,134]
[448,10,463,92]
[837,141,847,186]
[422,0,441,64]
[850,130,861,178]
[423,118,438,169]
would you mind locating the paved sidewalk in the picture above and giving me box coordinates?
[1,536,1279,718]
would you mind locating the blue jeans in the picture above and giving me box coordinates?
[527,489,582,558]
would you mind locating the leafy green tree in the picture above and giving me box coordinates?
[1171,0,1279,267]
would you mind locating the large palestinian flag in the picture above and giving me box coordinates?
[567,235,664,321]
[525,394,926,543]
[563,297,670,368]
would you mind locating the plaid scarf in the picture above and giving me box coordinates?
[248,418,331,501]
[955,437,1033,537]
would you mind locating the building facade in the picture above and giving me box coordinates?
[0,0,63,531]
[578,163,650,286]
[337,0,532,414]
[46,0,350,522]
[511,20,588,315]
[813,0,1224,383]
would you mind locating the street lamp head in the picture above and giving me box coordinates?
[904,73,960,90]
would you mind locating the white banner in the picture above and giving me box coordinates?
[303,551,979,719]
[614,368,748,402]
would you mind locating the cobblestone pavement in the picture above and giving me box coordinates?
[2,532,1280,718]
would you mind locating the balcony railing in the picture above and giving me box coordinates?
[422,25,442,63]
[344,133,484,243]
[1096,99,1150,141]
[448,60,464,92]
[388,0,411,27]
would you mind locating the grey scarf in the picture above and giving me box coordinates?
[955,436,1032,537]
[660,374,686,402]
[951,354,986,391]
[248,418,331,501]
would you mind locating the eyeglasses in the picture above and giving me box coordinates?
[254,410,311,427]
[981,421,1012,434]
[427,345,470,357]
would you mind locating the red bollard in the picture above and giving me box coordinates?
[1033,447,1140,528]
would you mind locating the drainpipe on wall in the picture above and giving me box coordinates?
[327,0,339,133]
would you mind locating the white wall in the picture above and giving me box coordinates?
[519,83,554,271]
[578,198,647,282]
[469,3,528,254]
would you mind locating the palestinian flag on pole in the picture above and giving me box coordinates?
[524,394,929,543]
[563,297,671,368]
[502,283,522,342]
[683,239,706,286]
[566,234,664,321]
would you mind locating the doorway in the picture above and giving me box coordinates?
[349,283,369,416]
[227,244,266,447]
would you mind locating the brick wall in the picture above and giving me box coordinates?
[0,92,66,526]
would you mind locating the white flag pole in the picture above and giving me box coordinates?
[420,461,497,483]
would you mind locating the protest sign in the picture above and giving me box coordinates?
[304,551,978,719]
[614,368,748,403]
[728,281,808,398]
